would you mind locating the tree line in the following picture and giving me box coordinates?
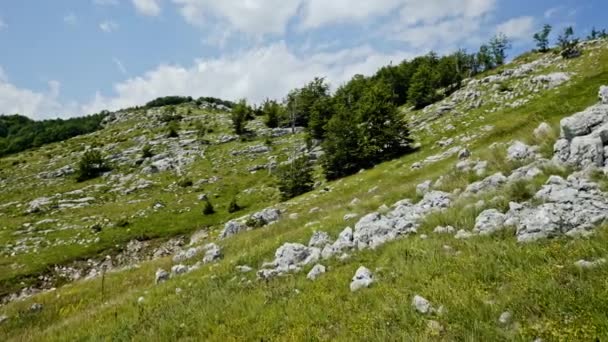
[0,113,107,157]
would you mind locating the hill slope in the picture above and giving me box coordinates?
[1,40,608,341]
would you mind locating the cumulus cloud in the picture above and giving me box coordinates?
[172,0,301,35]
[496,16,536,41]
[0,68,79,119]
[386,0,496,51]
[299,0,404,29]
[80,42,414,114]
[132,0,161,16]
[100,20,119,32]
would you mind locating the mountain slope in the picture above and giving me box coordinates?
[1,40,608,341]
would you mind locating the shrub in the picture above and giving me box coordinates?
[202,201,215,215]
[178,178,193,188]
[114,218,130,228]
[227,198,241,213]
[167,122,179,138]
[76,149,111,182]
[276,156,314,200]
[141,144,153,158]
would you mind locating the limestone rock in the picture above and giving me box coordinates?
[350,266,374,292]
[220,220,248,239]
[155,269,169,284]
[309,231,332,248]
[202,243,222,263]
[307,264,326,281]
[473,209,507,236]
[600,85,608,104]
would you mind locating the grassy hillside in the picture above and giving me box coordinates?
[1,40,608,341]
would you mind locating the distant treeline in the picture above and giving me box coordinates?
[145,96,235,109]
[0,113,107,157]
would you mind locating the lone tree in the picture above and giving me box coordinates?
[557,26,580,59]
[533,24,552,52]
[489,33,511,66]
[408,64,438,109]
[76,149,110,182]
[231,99,251,135]
[275,155,314,200]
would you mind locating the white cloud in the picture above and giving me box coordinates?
[132,0,161,16]
[0,19,6,30]
[544,6,562,19]
[112,58,127,75]
[63,13,78,25]
[93,0,119,5]
[80,42,414,114]
[172,0,301,35]
[100,20,119,32]
[299,0,404,29]
[496,16,536,41]
[0,68,79,119]
[387,0,496,51]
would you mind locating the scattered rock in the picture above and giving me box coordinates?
[309,231,332,248]
[574,258,606,269]
[498,311,513,325]
[307,264,326,281]
[416,180,432,196]
[506,141,538,161]
[155,269,170,284]
[599,85,608,104]
[412,295,433,315]
[30,303,43,312]
[455,229,474,240]
[171,264,189,276]
[434,226,455,234]
[202,243,222,263]
[220,220,248,239]
[236,265,253,273]
[473,209,507,236]
[534,122,553,139]
[426,320,444,335]
[350,266,374,292]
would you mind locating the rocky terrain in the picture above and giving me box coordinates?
[1,39,608,341]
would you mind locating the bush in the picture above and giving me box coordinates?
[167,122,179,138]
[202,201,215,215]
[177,178,193,188]
[114,218,130,228]
[141,144,153,158]
[227,198,241,213]
[276,156,314,200]
[76,149,111,182]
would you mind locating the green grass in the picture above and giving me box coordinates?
[1,40,608,341]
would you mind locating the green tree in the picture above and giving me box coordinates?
[489,33,511,66]
[533,24,552,52]
[357,81,413,164]
[408,64,438,109]
[557,26,580,59]
[286,77,331,127]
[321,108,363,180]
[167,121,179,138]
[262,99,282,128]
[76,149,111,182]
[308,96,334,139]
[477,44,495,71]
[275,155,314,200]
[231,99,251,135]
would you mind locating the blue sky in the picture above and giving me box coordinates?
[0,0,605,119]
